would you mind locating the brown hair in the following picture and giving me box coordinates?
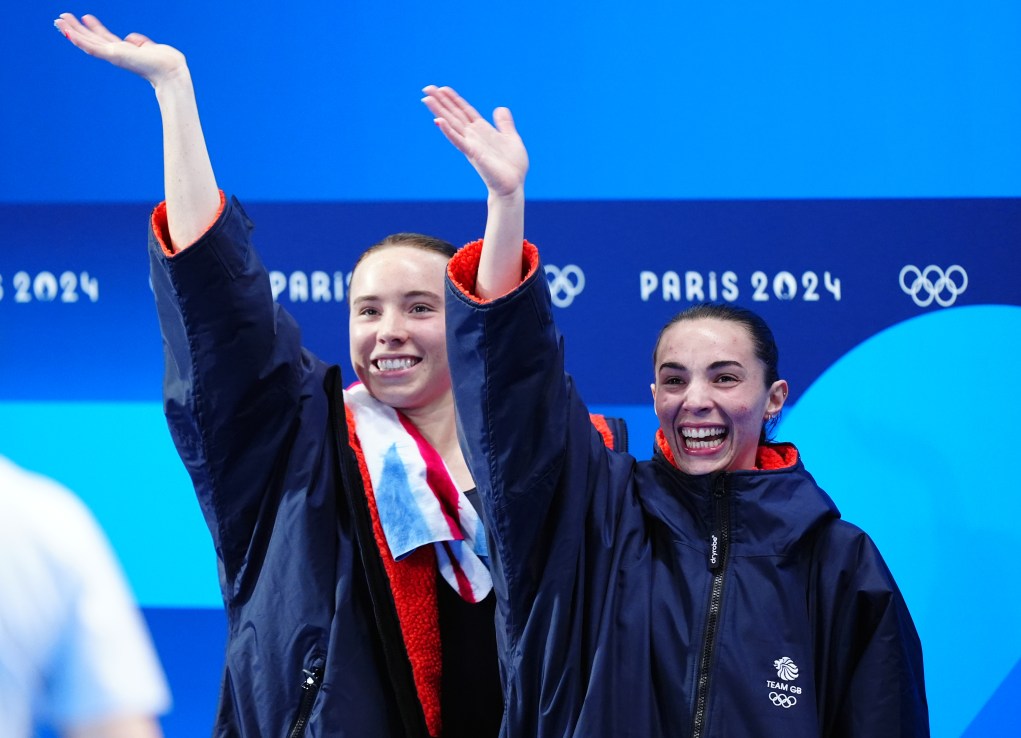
[348,233,457,304]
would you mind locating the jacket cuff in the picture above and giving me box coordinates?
[150,190,228,257]
[447,239,540,303]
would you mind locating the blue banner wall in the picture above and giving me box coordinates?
[4,2,1021,736]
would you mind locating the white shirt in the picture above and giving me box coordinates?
[0,455,171,737]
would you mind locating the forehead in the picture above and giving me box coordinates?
[349,246,448,297]
[656,317,757,363]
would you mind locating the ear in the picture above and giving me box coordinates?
[765,379,789,416]
[650,382,657,403]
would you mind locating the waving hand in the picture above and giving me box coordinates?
[55,13,187,88]
[423,86,529,299]
[422,85,528,200]
[54,13,219,251]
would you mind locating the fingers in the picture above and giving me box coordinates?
[124,32,154,48]
[54,12,85,40]
[439,86,482,127]
[422,85,481,134]
[55,12,85,30]
[432,117,473,157]
[81,14,122,44]
[55,13,120,57]
[492,107,517,136]
[55,14,103,56]
[422,87,463,136]
[422,96,461,139]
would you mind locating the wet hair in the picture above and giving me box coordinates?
[652,302,783,443]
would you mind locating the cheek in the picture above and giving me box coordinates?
[422,325,448,355]
[349,329,373,364]
[653,394,675,420]
[731,398,764,426]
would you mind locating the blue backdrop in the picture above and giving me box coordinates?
[3,2,1020,736]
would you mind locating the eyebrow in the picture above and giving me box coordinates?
[658,360,745,373]
[351,289,442,306]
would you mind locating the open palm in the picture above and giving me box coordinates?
[423,85,529,198]
[55,13,186,87]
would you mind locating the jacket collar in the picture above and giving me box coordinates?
[644,442,840,556]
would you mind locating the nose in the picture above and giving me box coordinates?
[680,378,713,415]
[377,311,408,344]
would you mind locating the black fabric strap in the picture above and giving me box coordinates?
[325,366,431,738]
[601,415,630,453]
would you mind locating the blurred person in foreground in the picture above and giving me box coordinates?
[0,454,170,738]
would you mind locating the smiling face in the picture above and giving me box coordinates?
[348,245,452,415]
[652,317,788,475]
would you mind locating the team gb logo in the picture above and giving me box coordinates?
[774,656,799,681]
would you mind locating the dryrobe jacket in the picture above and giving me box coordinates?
[148,195,628,737]
[445,240,929,738]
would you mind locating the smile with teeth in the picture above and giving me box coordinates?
[681,426,727,450]
[375,357,419,372]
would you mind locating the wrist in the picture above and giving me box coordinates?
[487,187,525,209]
[151,58,193,98]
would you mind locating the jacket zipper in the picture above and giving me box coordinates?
[286,665,323,738]
[691,475,730,738]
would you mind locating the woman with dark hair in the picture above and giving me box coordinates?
[54,13,625,737]
[651,301,787,456]
[424,84,929,737]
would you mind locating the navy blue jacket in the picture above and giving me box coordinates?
[445,241,928,737]
[149,196,438,737]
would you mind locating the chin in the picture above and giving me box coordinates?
[681,462,724,477]
[674,451,729,477]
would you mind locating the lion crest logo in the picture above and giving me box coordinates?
[773,656,799,681]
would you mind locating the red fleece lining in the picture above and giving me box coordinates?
[346,408,443,737]
[446,239,539,303]
[150,190,227,257]
[755,442,799,470]
[656,430,798,471]
[342,406,623,737]
[589,414,615,450]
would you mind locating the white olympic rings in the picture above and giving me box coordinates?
[769,692,798,709]
[545,264,586,308]
[899,264,968,308]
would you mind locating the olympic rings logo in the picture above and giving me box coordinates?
[769,692,798,709]
[544,264,586,308]
[899,264,968,308]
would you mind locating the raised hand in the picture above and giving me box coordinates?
[54,13,187,89]
[54,12,218,250]
[422,85,528,199]
[423,85,527,299]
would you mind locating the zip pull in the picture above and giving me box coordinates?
[301,668,320,690]
[287,666,324,738]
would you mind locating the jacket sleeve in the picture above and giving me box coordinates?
[148,195,328,597]
[445,240,635,642]
[814,523,930,737]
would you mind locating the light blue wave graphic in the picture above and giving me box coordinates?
[778,305,1021,737]
[0,402,221,608]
